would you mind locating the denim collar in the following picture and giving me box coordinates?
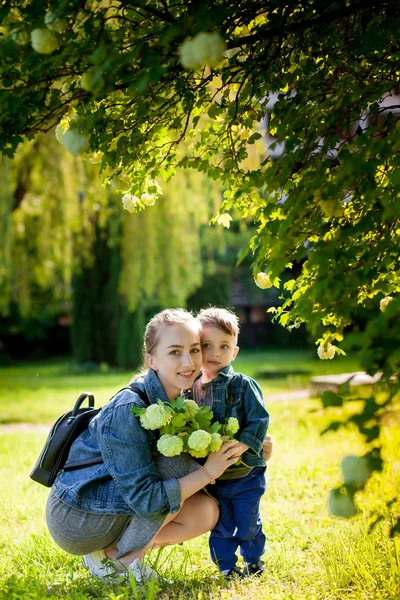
[143,369,171,405]
[209,364,235,384]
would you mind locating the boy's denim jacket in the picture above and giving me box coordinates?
[188,365,269,469]
[51,369,182,517]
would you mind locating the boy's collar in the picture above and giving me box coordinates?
[202,364,234,383]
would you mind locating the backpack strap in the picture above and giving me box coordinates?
[64,384,150,472]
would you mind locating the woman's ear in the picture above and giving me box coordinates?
[146,353,156,371]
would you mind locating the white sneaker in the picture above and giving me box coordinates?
[82,550,120,580]
[127,558,160,585]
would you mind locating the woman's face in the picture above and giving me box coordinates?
[147,322,202,399]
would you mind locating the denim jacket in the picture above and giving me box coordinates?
[52,369,182,517]
[187,365,269,469]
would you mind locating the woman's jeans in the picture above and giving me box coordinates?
[209,467,266,572]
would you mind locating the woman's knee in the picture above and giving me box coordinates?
[196,494,220,531]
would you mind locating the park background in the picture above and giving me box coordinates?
[1,131,399,600]
[1,1,399,599]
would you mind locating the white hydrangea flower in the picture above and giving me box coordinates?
[225,417,239,436]
[184,399,200,418]
[209,432,223,452]
[140,404,171,430]
[60,128,89,156]
[380,296,393,312]
[180,31,226,70]
[341,455,371,487]
[122,194,139,213]
[141,192,156,206]
[31,28,59,54]
[44,11,67,33]
[157,434,184,457]
[255,272,272,289]
[188,447,209,459]
[317,343,336,360]
[188,430,212,452]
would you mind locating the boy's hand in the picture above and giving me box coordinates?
[263,435,273,461]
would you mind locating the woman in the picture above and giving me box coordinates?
[46,309,240,584]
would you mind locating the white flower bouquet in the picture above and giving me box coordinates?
[131,397,240,458]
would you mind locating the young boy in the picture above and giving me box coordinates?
[191,307,269,578]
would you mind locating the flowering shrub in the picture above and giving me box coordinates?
[60,128,89,156]
[255,272,272,289]
[380,296,393,312]
[317,342,336,360]
[179,31,226,70]
[31,28,59,54]
[131,396,239,458]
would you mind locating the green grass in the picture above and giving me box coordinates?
[0,349,362,424]
[0,397,399,599]
[0,354,398,599]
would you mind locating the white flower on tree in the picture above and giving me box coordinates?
[180,32,226,70]
[31,28,59,54]
[10,30,30,45]
[317,342,336,360]
[141,192,156,206]
[255,272,273,289]
[44,11,67,33]
[122,194,139,213]
[380,296,393,312]
[60,128,89,156]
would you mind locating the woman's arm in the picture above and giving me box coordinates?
[176,442,239,503]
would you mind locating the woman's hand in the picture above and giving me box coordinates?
[203,442,239,480]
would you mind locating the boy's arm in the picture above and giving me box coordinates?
[236,376,270,456]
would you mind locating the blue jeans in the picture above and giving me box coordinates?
[209,467,266,572]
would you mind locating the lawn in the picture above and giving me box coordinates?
[0,352,399,599]
[0,348,362,424]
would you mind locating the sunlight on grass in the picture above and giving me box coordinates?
[0,350,362,424]
[0,387,399,599]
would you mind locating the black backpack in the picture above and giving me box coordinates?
[30,384,149,488]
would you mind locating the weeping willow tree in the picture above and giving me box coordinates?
[0,133,223,366]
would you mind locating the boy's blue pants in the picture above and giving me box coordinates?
[209,467,266,572]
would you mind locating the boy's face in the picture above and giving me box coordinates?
[201,325,239,379]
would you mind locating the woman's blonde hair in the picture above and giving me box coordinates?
[144,308,201,356]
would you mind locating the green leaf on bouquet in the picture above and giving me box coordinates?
[210,421,221,434]
[171,413,187,428]
[131,406,146,417]
[172,397,186,411]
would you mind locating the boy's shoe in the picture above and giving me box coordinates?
[222,566,245,579]
[243,560,265,577]
[82,550,120,580]
[127,558,160,585]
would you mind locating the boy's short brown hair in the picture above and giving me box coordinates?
[197,307,240,340]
